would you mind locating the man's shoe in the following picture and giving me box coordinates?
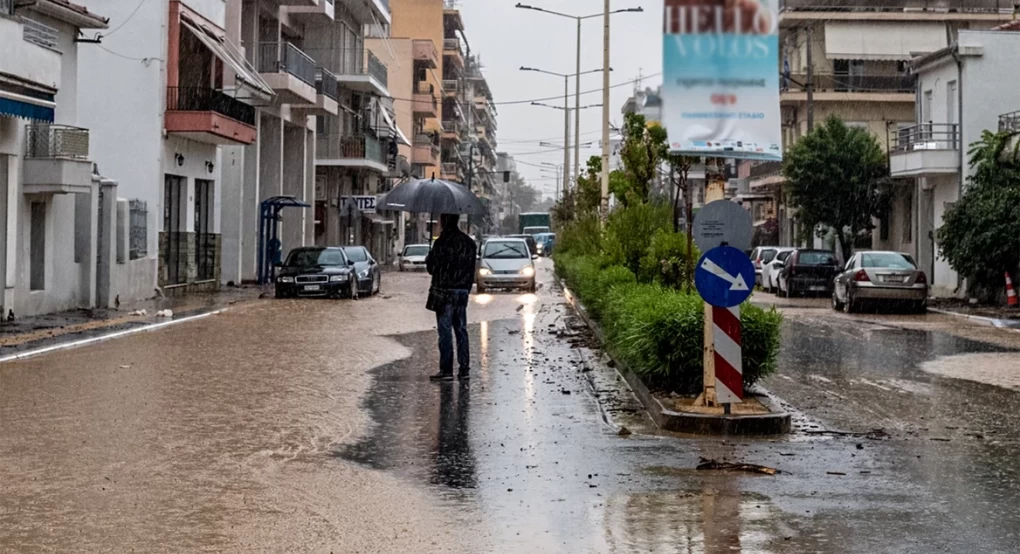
[457,371,470,381]
[429,372,454,382]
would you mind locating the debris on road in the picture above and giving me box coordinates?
[696,458,779,475]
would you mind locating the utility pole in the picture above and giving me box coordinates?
[600,0,611,221]
[574,17,582,186]
[806,24,815,132]
[563,76,571,196]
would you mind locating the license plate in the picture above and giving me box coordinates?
[809,285,825,291]
[304,285,321,291]
[883,276,905,283]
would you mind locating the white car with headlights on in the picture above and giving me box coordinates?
[476,238,537,293]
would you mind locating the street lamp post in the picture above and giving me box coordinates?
[515,3,642,214]
[520,66,603,195]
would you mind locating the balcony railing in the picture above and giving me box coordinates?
[749,161,783,180]
[166,87,257,126]
[25,124,89,160]
[317,68,339,100]
[23,18,59,50]
[1,0,14,16]
[317,134,385,164]
[412,39,439,64]
[785,73,914,94]
[443,38,463,55]
[778,0,1011,11]
[442,79,459,93]
[441,162,461,177]
[892,123,960,152]
[999,110,1020,134]
[258,42,317,86]
[366,51,388,88]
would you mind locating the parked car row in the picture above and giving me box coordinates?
[275,246,381,299]
[752,247,929,314]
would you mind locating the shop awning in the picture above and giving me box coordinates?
[824,22,947,61]
[378,101,411,146]
[180,14,274,97]
[0,89,55,122]
[364,212,395,226]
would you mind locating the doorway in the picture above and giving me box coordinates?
[164,174,186,285]
[195,179,215,281]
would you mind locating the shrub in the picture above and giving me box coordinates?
[638,229,700,289]
[603,202,672,275]
[556,213,603,258]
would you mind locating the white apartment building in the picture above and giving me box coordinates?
[1,0,110,318]
[889,28,1020,297]
[750,0,1011,247]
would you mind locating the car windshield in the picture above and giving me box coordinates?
[797,251,838,265]
[861,252,916,269]
[286,249,344,267]
[404,246,429,257]
[761,249,778,263]
[344,248,368,262]
[484,241,529,259]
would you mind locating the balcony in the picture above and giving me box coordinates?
[331,49,389,97]
[889,123,960,177]
[281,0,334,22]
[257,42,318,104]
[778,0,1012,15]
[441,161,463,182]
[412,86,438,118]
[412,134,440,166]
[781,73,914,103]
[1000,110,1020,134]
[346,0,390,25]
[413,39,439,69]
[292,69,339,116]
[441,120,462,143]
[748,161,784,190]
[317,134,388,173]
[442,79,459,98]
[165,87,257,145]
[443,38,464,68]
[23,124,94,194]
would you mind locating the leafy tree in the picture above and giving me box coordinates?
[937,130,1020,298]
[782,116,888,258]
[505,171,538,213]
[615,113,669,205]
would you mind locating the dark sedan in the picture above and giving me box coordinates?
[342,246,381,296]
[275,247,358,299]
[776,249,840,298]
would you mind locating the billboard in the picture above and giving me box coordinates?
[662,0,782,161]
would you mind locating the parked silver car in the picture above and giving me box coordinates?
[399,244,430,271]
[476,238,537,293]
[761,247,795,293]
[832,251,928,313]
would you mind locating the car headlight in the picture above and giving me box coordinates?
[278,276,294,283]
[358,270,370,278]
[330,274,348,282]
[478,268,491,276]
[520,266,535,277]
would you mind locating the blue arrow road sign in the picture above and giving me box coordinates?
[695,246,756,308]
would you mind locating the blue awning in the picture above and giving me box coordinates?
[0,90,55,122]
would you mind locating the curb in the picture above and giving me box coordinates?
[927,307,1019,331]
[560,278,791,436]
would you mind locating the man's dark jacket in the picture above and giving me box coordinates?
[427,228,477,290]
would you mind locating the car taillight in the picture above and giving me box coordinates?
[916,272,927,284]
[854,270,870,282]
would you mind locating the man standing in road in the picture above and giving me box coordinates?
[426,213,477,382]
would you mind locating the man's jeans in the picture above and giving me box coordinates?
[436,289,470,375]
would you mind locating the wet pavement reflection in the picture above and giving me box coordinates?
[2,262,1020,552]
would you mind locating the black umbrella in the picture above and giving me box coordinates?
[378,176,485,216]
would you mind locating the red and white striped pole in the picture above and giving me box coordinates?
[712,305,743,404]
[1006,272,1018,307]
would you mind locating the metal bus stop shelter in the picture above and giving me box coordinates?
[257,196,310,285]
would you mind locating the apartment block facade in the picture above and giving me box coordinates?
[0,0,110,318]
[750,0,1011,251]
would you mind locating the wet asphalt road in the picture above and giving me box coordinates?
[2,261,1020,552]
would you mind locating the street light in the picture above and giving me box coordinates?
[515,2,643,210]
[520,66,604,195]
[540,162,563,201]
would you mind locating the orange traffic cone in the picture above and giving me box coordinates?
[1007,272,1018,307]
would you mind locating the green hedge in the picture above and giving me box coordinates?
[556,253,782,394]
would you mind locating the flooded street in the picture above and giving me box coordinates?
[2,260,1020,552]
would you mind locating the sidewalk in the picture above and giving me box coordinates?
[0,285,266,356]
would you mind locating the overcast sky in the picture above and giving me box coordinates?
[455,0,663,199]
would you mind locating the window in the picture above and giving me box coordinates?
[922,90,932,123]
[30,202,45,291]
[861,252,916,269]
[343,247,368,262]
[129,200,148,260]
[880,209,890,241]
